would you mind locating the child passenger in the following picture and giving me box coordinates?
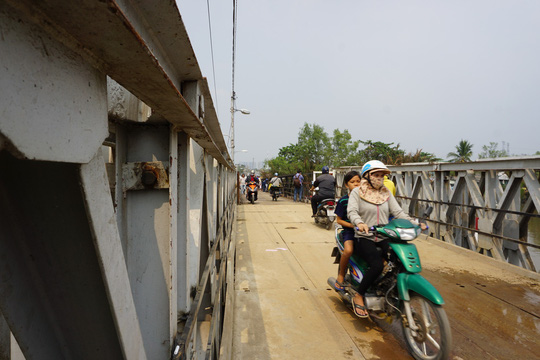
[333,170,362,291]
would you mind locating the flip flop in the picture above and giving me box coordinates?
[352,299,369,318]
[333,280,345,292]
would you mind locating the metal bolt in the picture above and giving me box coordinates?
[141,164,159,187]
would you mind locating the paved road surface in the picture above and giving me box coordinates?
[232,191,540,359]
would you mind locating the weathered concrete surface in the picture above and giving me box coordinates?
[232,191,540,359]
[417,237,540,360]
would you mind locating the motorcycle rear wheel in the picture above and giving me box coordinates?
[401,294,452,360]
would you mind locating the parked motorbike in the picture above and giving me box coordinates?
[327,208,452,360]
[246,181,258,204]
[270,186,281,201]
[314,198,336,230]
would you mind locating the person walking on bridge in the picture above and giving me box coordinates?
[239,173,247,194]
[293,170,304,202]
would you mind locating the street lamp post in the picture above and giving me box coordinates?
[230,92,250,162]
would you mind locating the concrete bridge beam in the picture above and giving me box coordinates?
[0,0,235,357]
[0,152,142,359]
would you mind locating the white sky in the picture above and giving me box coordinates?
[177,0,540,165]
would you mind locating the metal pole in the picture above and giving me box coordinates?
[230,92,236,162]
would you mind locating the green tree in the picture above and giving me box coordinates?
[264,156,299,176]
[359,140,405,165]
[277,144,300,162]
[265,123,442,175]
[330,129,362,167]
[478,142,509,159]
[295,123,331,172]
[447,139,473,163]
[399,150,442,164]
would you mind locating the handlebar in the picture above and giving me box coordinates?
[354,223,429,236]
[354,226,375,237]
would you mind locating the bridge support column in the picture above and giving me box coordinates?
[115,124,175,359]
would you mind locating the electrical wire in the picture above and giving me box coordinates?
[206,0,219,114]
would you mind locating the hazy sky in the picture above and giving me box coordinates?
[177,1,540,165]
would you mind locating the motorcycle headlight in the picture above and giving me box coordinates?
[396,228,418,241]
[384,228,398,239]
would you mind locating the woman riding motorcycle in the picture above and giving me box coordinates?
[347,160,427,318]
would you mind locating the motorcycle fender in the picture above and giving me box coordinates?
[397,273,445,305]
[331,247,341,264]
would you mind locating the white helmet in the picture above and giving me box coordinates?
[251,170,255,174]
[274,173,278,176]
[361,160,390,178]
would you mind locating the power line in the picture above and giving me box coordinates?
[206,0,219,114]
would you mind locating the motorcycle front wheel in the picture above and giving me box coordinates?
[401,294,452,360]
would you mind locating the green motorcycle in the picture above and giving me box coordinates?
[328,213,452,360]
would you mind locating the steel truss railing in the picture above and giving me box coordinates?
[174,189,237,359]
[335,156,540,273]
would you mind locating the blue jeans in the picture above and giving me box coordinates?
[294,186,303,202]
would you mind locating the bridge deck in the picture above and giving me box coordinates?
[232,191,540,359]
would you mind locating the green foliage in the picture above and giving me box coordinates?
[296,123,332,170]
[478,142,508,159]
[265,156,299,176]
[359,140,404,165]
[400,150,442,164]
[265,123,441,175]
[330,129,362,167]
[447,139,473,163]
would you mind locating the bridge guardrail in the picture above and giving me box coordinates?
[278,174,313,202]
[174,189,236,360]
[0,1,238,358]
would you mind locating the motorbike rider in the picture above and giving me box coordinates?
[247,170,258,183]
[269,173,282,187]
[310,166,336,217]
[269,173,282,197]
[247,170,259,201]
[347,160,427,318]
[333,171,362,292]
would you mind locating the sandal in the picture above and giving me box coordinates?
[333,280,345,292]
[352,299,369,318]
